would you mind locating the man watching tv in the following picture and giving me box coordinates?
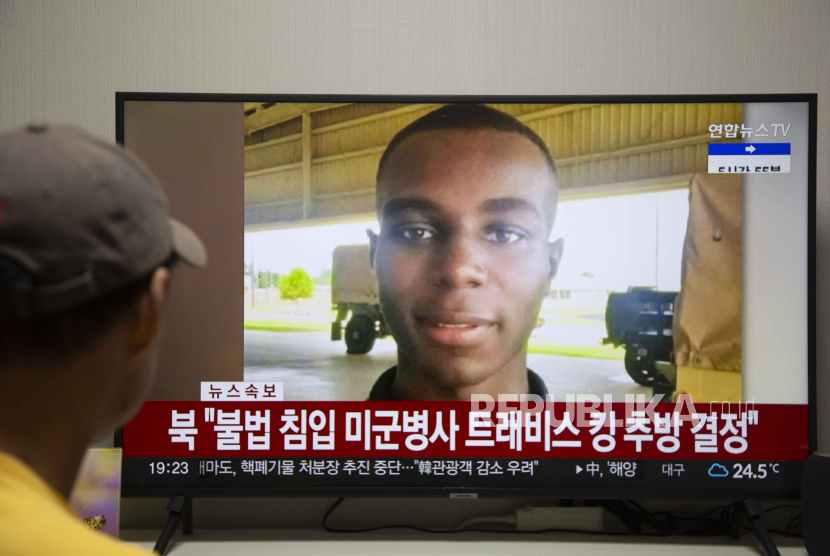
[0,124,206,555]
[367,104,564,401]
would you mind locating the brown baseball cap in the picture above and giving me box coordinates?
[0,123,207,316]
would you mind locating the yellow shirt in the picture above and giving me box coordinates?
[0,451,153,556]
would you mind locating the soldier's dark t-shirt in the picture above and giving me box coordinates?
[367,366,549,401]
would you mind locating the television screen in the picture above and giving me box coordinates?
[117,94,815,499]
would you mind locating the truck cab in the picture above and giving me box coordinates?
[330,244,390,354]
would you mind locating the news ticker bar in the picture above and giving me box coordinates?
[123,458,795,490]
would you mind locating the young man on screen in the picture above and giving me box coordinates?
[0,125,207,555]
[368,104,564,401]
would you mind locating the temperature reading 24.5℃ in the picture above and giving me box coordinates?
[732,463,780,479]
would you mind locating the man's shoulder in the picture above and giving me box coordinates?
[367,367,549,400]
[16,527,152,556]
[0,465,151,556]
[527,369,549,398]
[367,366,398,401]
[0,504,152,556]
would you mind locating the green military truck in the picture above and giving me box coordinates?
[329,244,390,354]
[604,288,678,390]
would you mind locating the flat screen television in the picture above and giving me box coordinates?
[115,93,816,501]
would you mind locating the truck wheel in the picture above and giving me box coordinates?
[624,349,666,386]
[345,315,377,354]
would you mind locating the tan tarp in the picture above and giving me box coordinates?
[673,173,742,372]
[676,365,742,402]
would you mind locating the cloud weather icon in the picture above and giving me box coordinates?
[708,464,730,478]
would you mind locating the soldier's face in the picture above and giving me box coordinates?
[372,129,563,390]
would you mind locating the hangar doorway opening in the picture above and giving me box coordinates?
[243,188,690,401]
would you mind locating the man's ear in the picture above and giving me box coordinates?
[128,267,170,361]
[547,238,565,280]
[367,229,378,270]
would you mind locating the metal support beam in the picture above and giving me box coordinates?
[302,112,312,220]
[244,174,694,232]
[244,133,717,179]
[244,132,302,153]
[558,174,693,201]
[245,102,347,135]
[312,104,430,135]
[518,103,598,123]
[556,133,715,167]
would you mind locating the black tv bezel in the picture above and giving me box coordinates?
[115,92,817,501]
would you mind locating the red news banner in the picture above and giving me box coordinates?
[122,402,809,461]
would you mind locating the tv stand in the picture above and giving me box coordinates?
[153,495,192,556]
[741,499,780,556]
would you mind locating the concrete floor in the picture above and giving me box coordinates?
[244,330,650,401]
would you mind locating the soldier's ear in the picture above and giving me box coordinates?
[367,229,378,270]
[547,238,564,280]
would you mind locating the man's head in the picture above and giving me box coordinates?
[0,124,207,439]
[371,104,564,395]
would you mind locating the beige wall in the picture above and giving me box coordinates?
[1,0,827,529]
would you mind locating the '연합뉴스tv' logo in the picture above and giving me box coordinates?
[707,122,792,174]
